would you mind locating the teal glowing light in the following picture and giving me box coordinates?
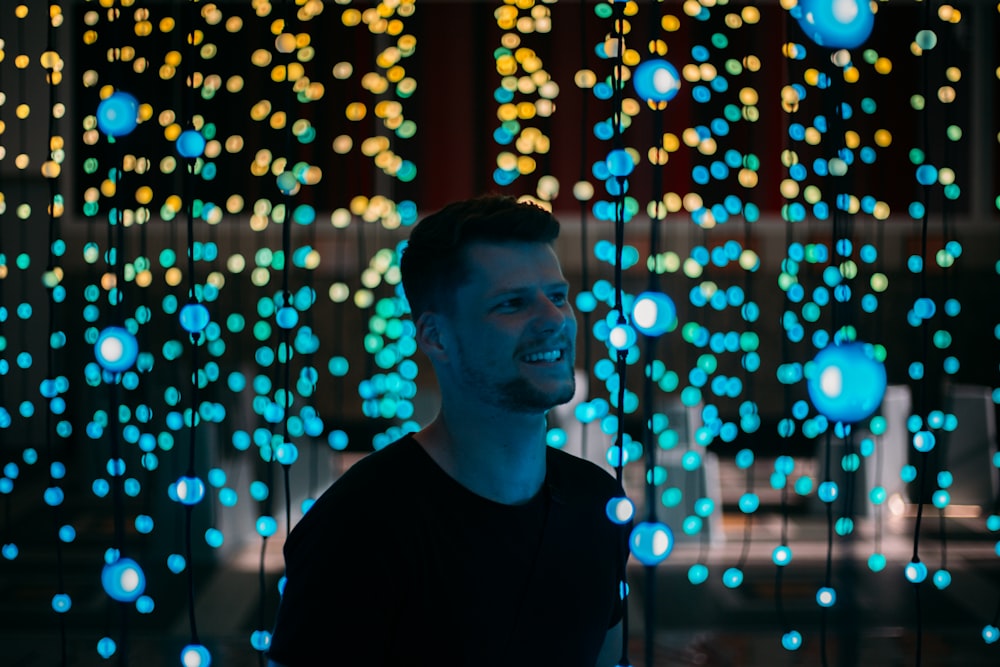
[722,567,744,588]
[904,560,928,583]
[868,553,887,572]
[773,545,792,566]
[688,563,709,585]
[932,569,952,590]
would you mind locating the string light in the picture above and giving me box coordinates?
[0,2,997,664]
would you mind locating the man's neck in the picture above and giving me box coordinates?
[416,408,547,505]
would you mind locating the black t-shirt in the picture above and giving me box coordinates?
[268,435,628,666]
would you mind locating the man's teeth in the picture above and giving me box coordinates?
[523,350,561,362]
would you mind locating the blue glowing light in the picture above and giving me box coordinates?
[97,636,117,658]
[176,129,207,158]
[179,303,211,334]
[608,323,637,351]
[816,586,837,607]
[983,625,1000,644]
[806,342,886,424]
[101,557,146,602]
[180,644,212,667]
[94,327,139,373]
[167,554,186,574]
[174,476,206,505]
[606,496,635,525]
[782,630,803,651]
[629,521,674,566]
[631,292,676,337]
[52,593,72,612]
[251,630,272,652]
[96,91,139,137]
[631,58,681,103]
[605,148,634,177]
[795,0,875,49]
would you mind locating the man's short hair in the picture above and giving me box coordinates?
[400,195,560,319]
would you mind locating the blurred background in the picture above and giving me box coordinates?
[1,1,999,665]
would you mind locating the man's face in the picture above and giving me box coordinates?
[443,240,577,414]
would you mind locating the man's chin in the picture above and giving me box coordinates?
[502,379,575,413]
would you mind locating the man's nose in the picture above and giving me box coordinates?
[532,296,570,334]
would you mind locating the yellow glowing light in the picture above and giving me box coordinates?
[738,169,758,188]
[682,64,701,82]
[165,267,183,287]
[739,87,759,106]
[874,129,892,147]
[682,192,703,212]
[683,258,704,279]
[329,282,350,303]
[354,290,375,309]
[574,69,597,89]
[780,179,800,199]
[165,195,182,213]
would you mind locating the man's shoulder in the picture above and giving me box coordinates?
[286,435,421,537]
[546,446,622,504]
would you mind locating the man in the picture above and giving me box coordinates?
[268,195,628,666]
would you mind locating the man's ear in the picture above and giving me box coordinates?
[415,311,450,364]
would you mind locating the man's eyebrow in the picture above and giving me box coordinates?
[485,281,570,299]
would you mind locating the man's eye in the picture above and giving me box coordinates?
[551,293,568,306]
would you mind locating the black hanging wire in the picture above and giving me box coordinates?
[177,0,202,649]
[909,3,936,666]
[576,0,592,462]
[639,3,668,665]
[101,5,133,664]
[775,4,797,648]
[40,5,69,664]
[608,4,631,666]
